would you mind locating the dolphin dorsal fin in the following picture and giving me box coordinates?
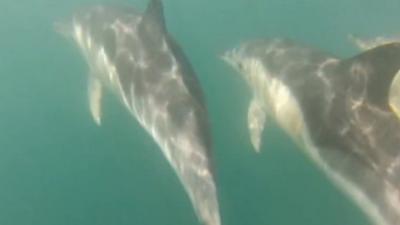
[341,43,400,108]
[141,0,166,34]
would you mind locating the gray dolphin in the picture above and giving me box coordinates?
[56,1,220,224]
[222,38,400,225]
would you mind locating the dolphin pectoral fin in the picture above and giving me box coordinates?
[88,76,103,126]
[389,70,400,120]
[248,98,266,152]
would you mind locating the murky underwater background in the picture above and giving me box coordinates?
[1,0,400,224]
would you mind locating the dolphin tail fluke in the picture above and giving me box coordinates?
[166,142,221,225]
[348,34,371,50]
[88,76,103,126]
[189,180,221,225]
[348,34,399,50]
[389,69,400,120]
[248,98,266,152]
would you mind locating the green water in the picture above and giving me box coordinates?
[1,0,399,224]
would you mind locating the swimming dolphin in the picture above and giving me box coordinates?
[56,1,220,225]
[222,38,400,225]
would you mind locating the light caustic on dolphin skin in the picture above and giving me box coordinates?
[56,1,221,225]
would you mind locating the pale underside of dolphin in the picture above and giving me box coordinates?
[56,1,220,225]
[222,38,400,225]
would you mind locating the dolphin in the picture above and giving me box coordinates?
[222,38,400,225]
[56,1,220,225]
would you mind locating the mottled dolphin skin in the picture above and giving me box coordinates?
[56,1,220,225]
[222,39,400,225]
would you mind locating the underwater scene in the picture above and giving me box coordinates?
[1,0,400,224]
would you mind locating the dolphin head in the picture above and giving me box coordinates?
[55,5,137,50]
[55,6,108,47]
[221,44,270,90]
[221,38,292,78]
[220,45,250,75]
